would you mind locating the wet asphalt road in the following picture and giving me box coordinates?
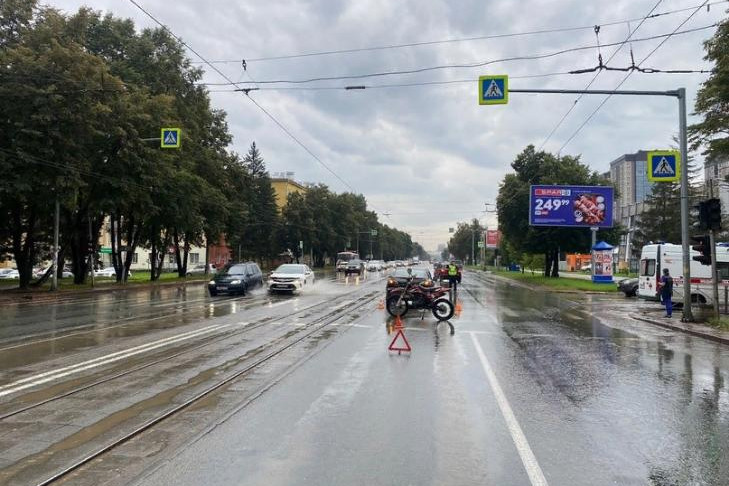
[134,271,729,486]
[0,269,727,486]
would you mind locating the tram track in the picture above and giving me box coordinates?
[19,289,380,486]
[0,283,381,420]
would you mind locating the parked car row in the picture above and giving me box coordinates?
[0,267,74,280]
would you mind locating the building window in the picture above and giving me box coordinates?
[132,253,139,264]
[190,253,199,264]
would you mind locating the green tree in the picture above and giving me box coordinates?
[689,13,729,163]
[228,142,279,263]
[447,219,484,264]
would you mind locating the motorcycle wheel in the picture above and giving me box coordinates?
[386,295,409,317]
[431,298,454,321]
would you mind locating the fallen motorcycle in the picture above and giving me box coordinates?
[386,276,455,321]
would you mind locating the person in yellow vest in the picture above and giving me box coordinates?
[448,260,458,291]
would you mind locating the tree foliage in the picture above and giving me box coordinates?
[446,219,485,264]
[278,185,419,267]
[690,12,729,162]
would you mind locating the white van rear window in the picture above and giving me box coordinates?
[640,259,656,276]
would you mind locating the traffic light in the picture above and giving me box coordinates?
[696,201,710,231]
[691,234,711,265]
[707,198,721,231]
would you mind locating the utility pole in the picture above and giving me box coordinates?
[88,215,95,288]
[51,198,59,291]
[707,185,720,320]
[678,88,693,321]
[471,230,475,266]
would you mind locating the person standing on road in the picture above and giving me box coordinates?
[448,260,458,291]
[658,268,673,318]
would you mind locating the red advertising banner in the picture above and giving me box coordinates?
[486,230,501,249]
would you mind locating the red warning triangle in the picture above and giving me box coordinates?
[388,329,411,353]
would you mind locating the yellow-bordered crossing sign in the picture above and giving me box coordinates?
[479,75,508,105]
[161,128,181,148]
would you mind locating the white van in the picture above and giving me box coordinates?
[638,243,729,304]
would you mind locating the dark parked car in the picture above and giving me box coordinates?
[208,262,263,296]
[618,277,639,297]
[344,259,365,275]
[386,267,433,292]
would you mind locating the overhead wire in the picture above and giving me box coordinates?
[200,24,717,86]
[557,0,711,155]
[538,0,664,151]
[198,65,711,94]
[189,1,728,64]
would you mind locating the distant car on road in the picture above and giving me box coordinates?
[208,262,262,296]
[386,267,433,291]
[268,264,314,293]
[618,277,639,297]
[366,260,383,272]
[344,259,365,276]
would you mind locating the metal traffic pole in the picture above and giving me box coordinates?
[677,88,693,321]
[51,198,59,291]
[507,86,691,320]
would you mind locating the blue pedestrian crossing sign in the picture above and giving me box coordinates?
[161,128,181,149]
[647,150,680,182]
[479,75,508,105]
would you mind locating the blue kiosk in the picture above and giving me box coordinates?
[592,241,614,284]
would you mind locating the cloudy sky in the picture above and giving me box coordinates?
[51,0,727,251]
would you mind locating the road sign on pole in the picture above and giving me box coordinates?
[161,128,181,148]
[647,150,680,182]
[478,75,508,105]
[371,229,378,236]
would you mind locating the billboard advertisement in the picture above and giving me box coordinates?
[529,185,613,228]
[486,230,501,248]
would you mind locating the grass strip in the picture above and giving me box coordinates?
[491,270,618,292]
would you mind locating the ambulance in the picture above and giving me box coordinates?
[638,243,729,304]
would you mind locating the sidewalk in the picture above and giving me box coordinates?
[630,312,729,346]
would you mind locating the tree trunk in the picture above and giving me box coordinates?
[544,251,551,277]
[12,204,38,289]
[551,248,559,277]
[121,216,141,284]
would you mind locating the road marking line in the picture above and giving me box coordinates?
[0,324,229,398]
[469,332,549,486]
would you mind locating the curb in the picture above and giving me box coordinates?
[631,314,729,346]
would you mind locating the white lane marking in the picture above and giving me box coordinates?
[469,332,549,486]
[0,324,229,398]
